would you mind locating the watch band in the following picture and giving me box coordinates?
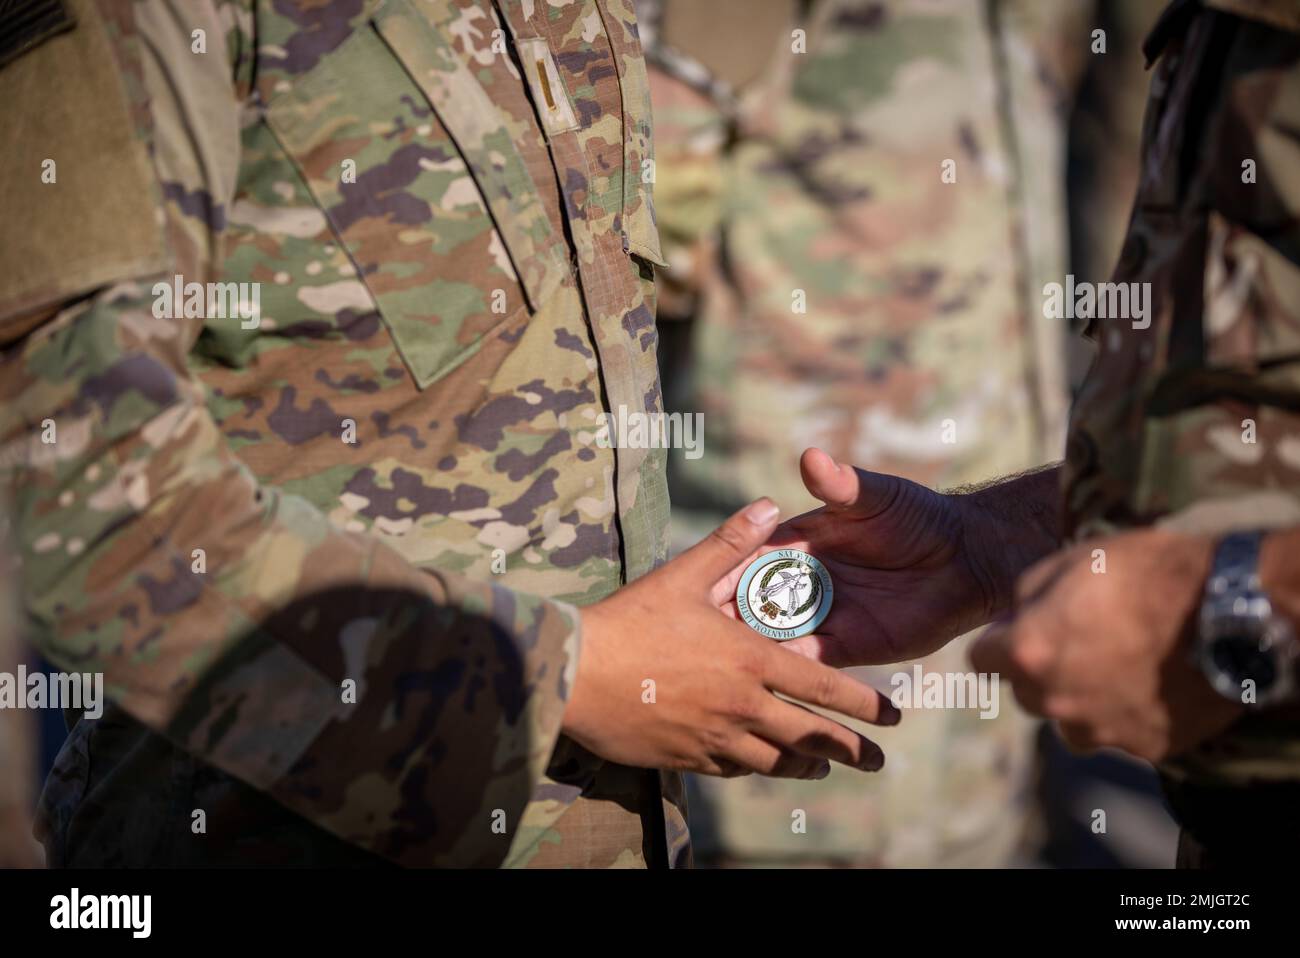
[1205,530,1265,599]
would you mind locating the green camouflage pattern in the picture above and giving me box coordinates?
[1065,0,1300,789]
[638,0,1092,866]
[0,0,683,867]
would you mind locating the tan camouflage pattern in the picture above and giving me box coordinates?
[1,0,684,867]
[1065,0,1300,794]
[638,0,1098,866]
[648,0,1083,509]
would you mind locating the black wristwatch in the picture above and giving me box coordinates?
[1196,530,1298,706]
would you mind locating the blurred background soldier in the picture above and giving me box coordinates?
[638,0,1167,866]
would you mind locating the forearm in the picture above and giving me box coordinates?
[950,464,1065,621]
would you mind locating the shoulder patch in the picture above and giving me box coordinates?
[0,0,168,331]
[0,0,75,70]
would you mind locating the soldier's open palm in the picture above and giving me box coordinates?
[716,449,1000,668]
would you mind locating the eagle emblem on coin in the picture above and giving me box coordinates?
[736,549,833,640]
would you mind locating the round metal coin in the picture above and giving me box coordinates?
[735,548,833,641]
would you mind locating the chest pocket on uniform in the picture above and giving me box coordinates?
[265,0,568,389]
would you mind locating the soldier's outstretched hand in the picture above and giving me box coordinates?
[562,499,900,779]
[728,448,1061,668]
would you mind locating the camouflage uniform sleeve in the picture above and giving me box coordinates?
[0,0,580,867]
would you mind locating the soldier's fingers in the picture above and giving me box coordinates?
[723,736,832,781]
[761,644,901,727]
[710,759,755,779]
[757,698,885,772]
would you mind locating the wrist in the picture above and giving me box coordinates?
[952,465,1064,622]
[952,495,1017,623]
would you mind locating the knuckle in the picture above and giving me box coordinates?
[811,669,839,709]
[707,522,747,558]
[853,688,881,722]
[723,692,765,726]
[695,723,733,756]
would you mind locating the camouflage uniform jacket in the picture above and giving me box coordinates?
[0,0,682,867]
[1064,0,1300,843]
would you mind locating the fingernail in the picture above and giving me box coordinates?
[880,701,902,726]
[860,749,884,772]
[814,762,831,780]
[744,498,779,525]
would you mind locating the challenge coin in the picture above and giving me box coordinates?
[736,548,833,641]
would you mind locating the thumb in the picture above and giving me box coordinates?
[677,498,781,588]
[800,447,899,517]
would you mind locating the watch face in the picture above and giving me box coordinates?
[1200,609,1297,704]
[1205,631,1280,695]
[736,549,833,641]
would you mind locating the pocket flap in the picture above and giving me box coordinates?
[374,0,570,311]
